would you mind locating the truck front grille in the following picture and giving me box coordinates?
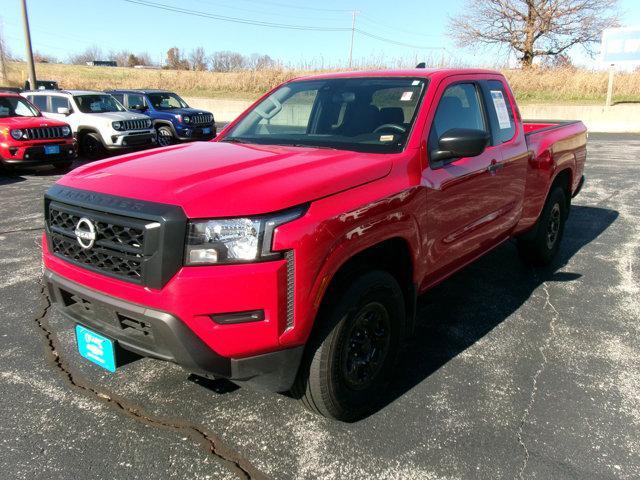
[121,119,150,131]
[48,205,146,282]
[190,113,213,125]
[26,126,65,140]
[45,185,188,289]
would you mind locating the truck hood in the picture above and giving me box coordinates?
[91,111,150,121]
[58,141,393,217]
[1,116,68,128]
[162,107,211,117]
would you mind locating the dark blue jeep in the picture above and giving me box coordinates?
[106,89,216,146]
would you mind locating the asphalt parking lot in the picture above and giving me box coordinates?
[0,133,638,480]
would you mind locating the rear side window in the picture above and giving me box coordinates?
[429,83,486,148]
[486,80,516,143]
[31,95,48,112]
[51,96,70,112]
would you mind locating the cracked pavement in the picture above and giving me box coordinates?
[1,133,639,479]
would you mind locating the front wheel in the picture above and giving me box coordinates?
[80,133,105,160]
[156,126,175,147]
[292,270,405,421]
[517,187,567,266]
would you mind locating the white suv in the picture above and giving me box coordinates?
[23,90,156,159]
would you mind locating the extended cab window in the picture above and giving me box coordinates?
[224,77,426,153]
[486,80,516,143]
[51,96,70,113]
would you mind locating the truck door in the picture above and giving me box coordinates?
[479,79,528,233]
[421,79,508,280]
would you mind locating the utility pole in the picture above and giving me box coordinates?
[20,0,36,90]
[348,10,359,69]
[0,23,8,84]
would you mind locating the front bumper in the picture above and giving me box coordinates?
[106,131,156,150]
[1,141,77,165]
[175,124,217,141]
[45,269,303,392]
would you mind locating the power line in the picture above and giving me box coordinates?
[358,14,440,39]
[355,29,446,51]
[122,0,351,31]
[123,0,445,51]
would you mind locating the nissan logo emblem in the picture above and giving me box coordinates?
[74,217,96,249]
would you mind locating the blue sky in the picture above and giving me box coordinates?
[2,0,640,68]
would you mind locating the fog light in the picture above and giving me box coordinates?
[25,154,29,159]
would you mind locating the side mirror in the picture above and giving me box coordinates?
[57,107,70,115]
[430,128,490,167]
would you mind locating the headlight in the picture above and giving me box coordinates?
[10,129,24,140]
[61,126,71,136]
[183,115,191,124]
[112,121,123,131]
[145,118,152,128]
[184,207,306,265]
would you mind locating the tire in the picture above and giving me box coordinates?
[52,161,73,172]
[156,126,175,147]
[517,187,567,266]
[292,270,405,421]
[80,133,105,160]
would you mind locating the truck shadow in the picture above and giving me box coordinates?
[379,204,618,419]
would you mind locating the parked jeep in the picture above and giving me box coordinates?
[22,90,156,159]
[106,89,216,146]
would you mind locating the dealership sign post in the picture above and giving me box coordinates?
[601,27,640,106]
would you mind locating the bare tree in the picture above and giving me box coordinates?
[246,53,278,70]
[210,51,246,72]
[68,45,103,65]
[189,47,208,71]
[165,47,190,70]
[34,51,57,63]
[449,0,619,67]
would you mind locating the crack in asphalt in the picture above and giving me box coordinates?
[32,282,268,480]
[0,226,44,236]
[515,278,559,480]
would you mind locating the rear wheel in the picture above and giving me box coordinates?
[156,126,175,147]
[517,187,567,265]
[80,133,105,160]
[292,270,404,421]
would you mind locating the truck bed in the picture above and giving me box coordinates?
[523,119,584,136]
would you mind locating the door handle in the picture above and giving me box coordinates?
[487,160,504,174]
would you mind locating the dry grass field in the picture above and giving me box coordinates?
[4,61,640,104]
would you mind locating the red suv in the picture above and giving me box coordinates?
[0,92,76,172]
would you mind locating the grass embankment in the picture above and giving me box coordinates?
[5,61,640,104]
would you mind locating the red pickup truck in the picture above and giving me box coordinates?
[0,92,76,172]
[43,69,586,420]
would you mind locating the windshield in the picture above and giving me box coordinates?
[0,96,40,118]
[74,94,126,113]
[147,92,189,110]
[223,77,427,153]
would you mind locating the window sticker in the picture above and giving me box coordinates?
[411,80,420,86]
[400,91,413,101]
[490,90,511,129]
[379,134,395,142]
[89,102,102,112]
